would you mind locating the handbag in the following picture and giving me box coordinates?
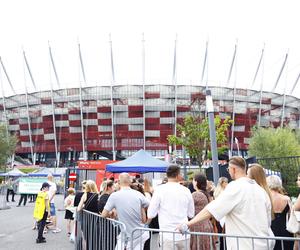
[286,208,300,233]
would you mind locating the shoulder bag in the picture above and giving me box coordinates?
[286,200,300,233]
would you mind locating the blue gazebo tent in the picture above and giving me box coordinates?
[106,149,170,173]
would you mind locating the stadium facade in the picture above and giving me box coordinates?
[1,84,299,166]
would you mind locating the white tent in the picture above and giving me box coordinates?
[0,168,27,177]
[28,167,66,177]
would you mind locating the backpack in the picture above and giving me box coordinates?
[33,191,47,221]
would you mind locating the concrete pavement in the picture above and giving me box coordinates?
[0,194,73,250]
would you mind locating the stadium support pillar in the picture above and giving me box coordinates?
[173,35,178,159]
[142,33,146,150]
[48,44,60,168]
[206,89,219,185]
[109,34,116,161]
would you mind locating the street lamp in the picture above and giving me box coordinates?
[182,132,187,180]
[206,89,220,185]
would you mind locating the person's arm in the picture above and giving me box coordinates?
[141,207,147,224]
[49,184,57,202]
[178,182,239,233]
[187,192,195,219]
[147,189,160,220]
[101,209,110,218]
[45,194,50,213]
[188,208,211,227]
[177,208,212,233]
[77,192,87,212]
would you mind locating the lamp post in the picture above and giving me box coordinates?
[206,89,219,185]
[182,132,187,180]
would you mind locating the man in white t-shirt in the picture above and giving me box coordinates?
[147,165,195,249]
[47,174,61,233]
[178,156,274,250]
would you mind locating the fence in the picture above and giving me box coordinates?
[257,156,300,196]
[76,209,126,250]
[75,209,300,250]
[0,185,9,210]
[131,227,300,250]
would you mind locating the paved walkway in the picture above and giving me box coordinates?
[0,194,74,250]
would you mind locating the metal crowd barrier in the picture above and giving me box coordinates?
[76,209,126,250]
[131,227,300,250]
[0,185,10,210]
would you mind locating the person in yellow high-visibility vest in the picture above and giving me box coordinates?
[33,182,50,244]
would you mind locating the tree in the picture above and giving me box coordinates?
[0,125,18,171]
[248,127,300,158]
[249,127,300,197]
[167,115,232,166]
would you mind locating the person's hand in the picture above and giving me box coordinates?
[175,223,189,234]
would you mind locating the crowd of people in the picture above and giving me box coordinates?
[30,156,300,249]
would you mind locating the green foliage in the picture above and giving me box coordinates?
[0,125,18,169]
[248,127,300,158]
[251,127,300,197]
[167,115,232,165]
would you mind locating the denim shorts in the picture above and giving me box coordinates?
[50,203,56,216]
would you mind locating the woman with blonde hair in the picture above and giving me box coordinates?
[77,180,99,213]
[247,164,275,249]
[247,164,273,212]
[98,180,115,213]
[267,175,293,250]
[213,177,228,199]
[143,178,153,201]
[213,176,228,250]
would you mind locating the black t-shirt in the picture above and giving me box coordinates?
[98,193,110,213]
[74,191,84,207]
[84,192,99,213]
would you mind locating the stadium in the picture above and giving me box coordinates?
[1,83,299,166]
[1,40,300,167]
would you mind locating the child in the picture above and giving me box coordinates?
[64,187,75,236]
[33,182,50,244]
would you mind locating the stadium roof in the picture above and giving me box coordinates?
[1,1,300,97]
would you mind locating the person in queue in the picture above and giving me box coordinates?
[102,173,149,250]
[77,180,99,213]
[98,180,115,213]
[291,173,300,249]
[177,156,274,250]
[213,177,228,199]
[190,173,215,250]
[267,175,294,250]
[147,165,195,249]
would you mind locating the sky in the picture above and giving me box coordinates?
[1,0,300,97]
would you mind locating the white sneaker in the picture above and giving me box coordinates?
[52,228,61,233]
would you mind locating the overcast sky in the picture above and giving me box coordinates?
[1,0,300,97]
